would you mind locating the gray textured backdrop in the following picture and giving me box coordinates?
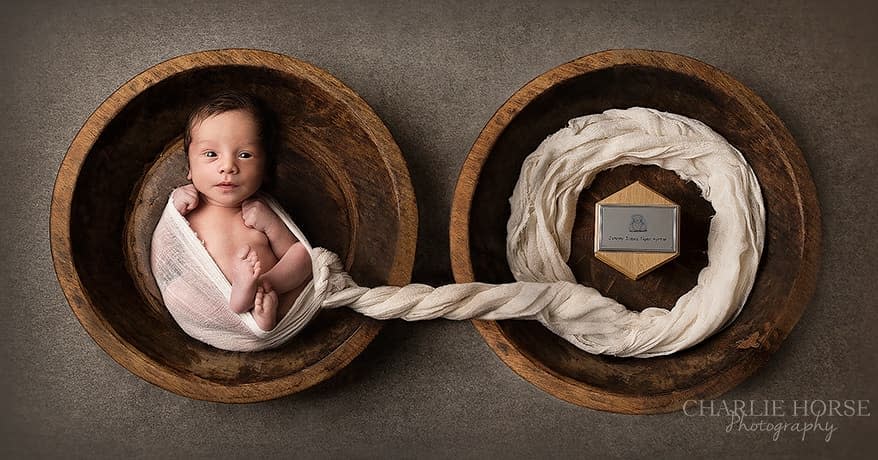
[2,0,876,458]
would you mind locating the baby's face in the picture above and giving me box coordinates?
[187,109,266,208]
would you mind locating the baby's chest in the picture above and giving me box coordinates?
[192,220,276,275]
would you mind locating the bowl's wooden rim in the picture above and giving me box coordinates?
[50,48,418,403]
[449,49,822,414]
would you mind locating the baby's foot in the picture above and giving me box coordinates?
[228,245,261,314]
[253,282,278,331]
[232,245,260,288]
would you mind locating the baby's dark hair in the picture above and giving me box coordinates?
[183,91,278,186]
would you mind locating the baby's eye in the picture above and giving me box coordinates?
[203,151,217,158]
[238,151,253,159]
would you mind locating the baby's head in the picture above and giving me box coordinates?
[184,91,278,206]
[184,90,277,150]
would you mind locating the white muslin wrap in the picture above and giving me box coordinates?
[151,107,764,356]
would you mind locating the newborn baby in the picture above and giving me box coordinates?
[172,92,312,331]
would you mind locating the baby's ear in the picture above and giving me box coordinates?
[186,169,191,181]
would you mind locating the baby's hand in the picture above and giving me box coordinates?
[242,198,280,234]
[172,184,199,215]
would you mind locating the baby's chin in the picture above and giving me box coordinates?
[201,196,252,209]
[198,187,261,208]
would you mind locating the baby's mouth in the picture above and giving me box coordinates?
[216,182,238,189]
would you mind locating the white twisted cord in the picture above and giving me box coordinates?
[315,107,765,358]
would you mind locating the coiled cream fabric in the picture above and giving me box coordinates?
[152,107,764,357]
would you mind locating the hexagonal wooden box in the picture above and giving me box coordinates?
[594,181,680,280]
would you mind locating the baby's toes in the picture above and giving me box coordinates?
[254,287,264,311]
[262,289,278,308]
[263,289,278,312]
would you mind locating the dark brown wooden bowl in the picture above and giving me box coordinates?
[450,49,821,414]
[51,49,417,403]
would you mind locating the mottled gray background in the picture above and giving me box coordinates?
[2,0,876,458]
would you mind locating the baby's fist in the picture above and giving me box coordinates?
[172,184,199,215]
[242,199,277,233]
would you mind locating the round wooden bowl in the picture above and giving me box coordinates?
[450,49,821,414]
[51,49,417,403]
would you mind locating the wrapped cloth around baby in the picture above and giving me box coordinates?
[151,107,765,357]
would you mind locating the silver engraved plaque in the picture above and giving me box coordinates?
[595,204,679,253]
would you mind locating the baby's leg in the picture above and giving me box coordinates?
[253,282,278,331]
[229,246,261,314]
[261,242,312,294]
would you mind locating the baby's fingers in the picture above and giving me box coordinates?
[241,206,256,228]
[180,187,196,199]
[242,199,257,213]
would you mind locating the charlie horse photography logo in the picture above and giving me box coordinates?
[684,399,871,442]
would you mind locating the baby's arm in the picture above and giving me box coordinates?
[171,184,199,215]
[242,199,313,294]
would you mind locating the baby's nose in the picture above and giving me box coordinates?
[219,159,238,174]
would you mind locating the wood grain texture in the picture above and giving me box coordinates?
[600,181,676,206]
[594,181,680,280]
[449,49,821,414]
[50,49,418,403]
